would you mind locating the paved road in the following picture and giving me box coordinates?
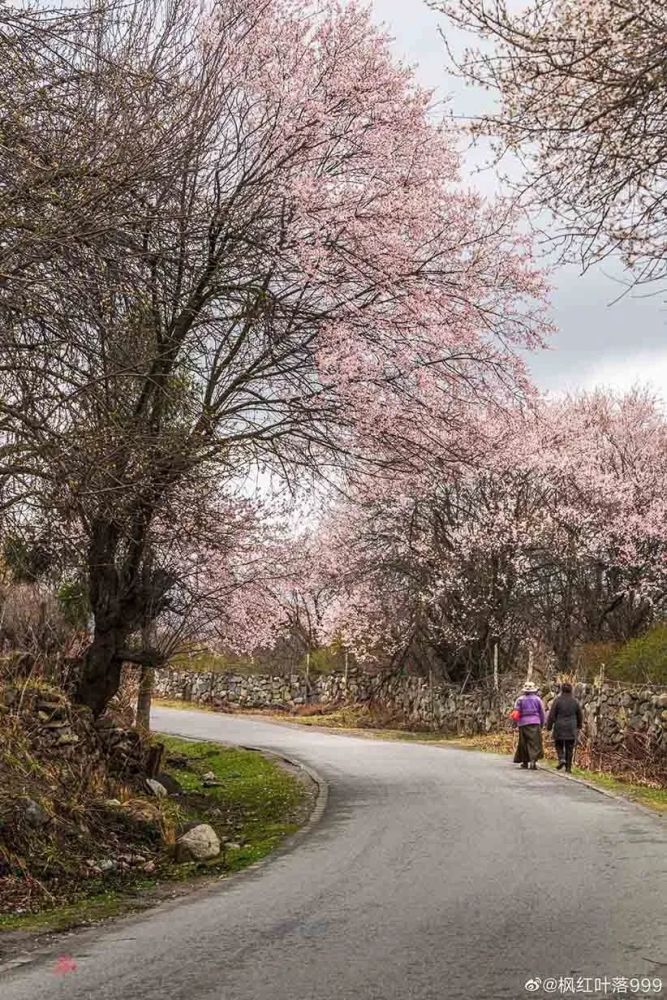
[3,708,666,1000]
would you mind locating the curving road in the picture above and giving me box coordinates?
[3,707,666,1000]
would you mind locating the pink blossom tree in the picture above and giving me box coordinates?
[315,389,667,680]
[0,0,546,713]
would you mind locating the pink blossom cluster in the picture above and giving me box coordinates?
[199,0,548,463]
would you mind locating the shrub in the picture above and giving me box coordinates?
[306,645,345,676]
[607,624,667,684]
[571,641,622,683]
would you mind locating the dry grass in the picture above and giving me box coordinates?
[575,731,667,788]
[0,681,165,917]
[444,730,518,755]
[0,686,308,931]
[284,702,435,732]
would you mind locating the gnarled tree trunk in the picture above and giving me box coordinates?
[75,519,125,715]
[136,622,156,732]
[76,626,128,717]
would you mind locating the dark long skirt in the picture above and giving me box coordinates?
[514,724,544,764]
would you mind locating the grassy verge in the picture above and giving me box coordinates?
[155,697,216,712]
[157,735,308,875]
[540,758,667,812]
[0,735,307,934]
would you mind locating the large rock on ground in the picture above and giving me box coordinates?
[22,798,49,828]
[144,778,168,798]
[176,824,221,862]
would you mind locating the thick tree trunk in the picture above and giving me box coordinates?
[76,518,126,716]
[76,627,126,717]
[135,665,155,733]
[77,519,161,717]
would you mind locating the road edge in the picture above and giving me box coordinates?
[538,762,666,821]
[204,709,667,823]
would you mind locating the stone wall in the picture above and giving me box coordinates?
[152,667,667,749]
[570,681,667,749]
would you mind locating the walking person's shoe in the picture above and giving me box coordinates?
[556,761,565,770]
[529,762,537,770]
[520,762,528,769]
[565,765,572,773]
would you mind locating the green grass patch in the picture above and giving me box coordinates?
[158,735,306,873]
[0,884,158,933]
[541,759,667,812]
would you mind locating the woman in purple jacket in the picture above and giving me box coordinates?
[512,681,545,770]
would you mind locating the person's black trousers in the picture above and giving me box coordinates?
[554,738,575,770]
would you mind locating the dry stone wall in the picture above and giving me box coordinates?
[153,667,666,749]
[570,682,667,748]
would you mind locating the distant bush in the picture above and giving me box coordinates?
[168,643,350,678]
[572,627,667,685]
[606,624,667,684]
[306,645,346,675]
[169,650,259,675]
[56,577,90,630]
[0,582,85,686]
[571,641,622,683]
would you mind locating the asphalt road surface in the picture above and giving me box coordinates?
[3,707,666,1000]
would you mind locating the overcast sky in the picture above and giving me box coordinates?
[369,0,667,397]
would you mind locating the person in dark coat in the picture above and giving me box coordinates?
[546,683,583,772]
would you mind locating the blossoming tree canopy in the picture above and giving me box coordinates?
[195,0,549,449]
[0,0,549,713]
[314,389,667,678]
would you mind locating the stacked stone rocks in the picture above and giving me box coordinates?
[153,668,666,753]
[558,683,667,749]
